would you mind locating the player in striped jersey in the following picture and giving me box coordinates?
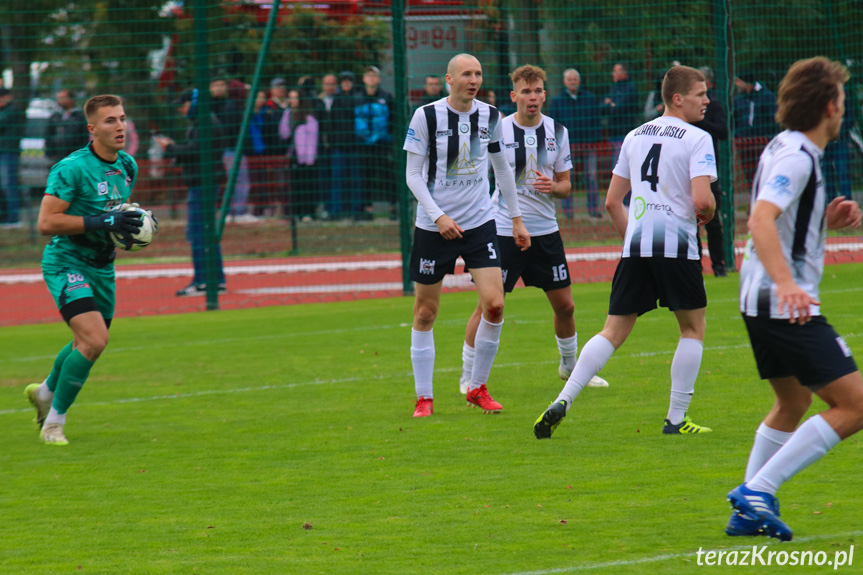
[404,53,530,417]
[534,66,717,439]
[458,64,609,393]
[727,57,862,541]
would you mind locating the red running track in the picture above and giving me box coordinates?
[3,241,862,326]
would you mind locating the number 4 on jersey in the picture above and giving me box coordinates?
[641,143,662,192]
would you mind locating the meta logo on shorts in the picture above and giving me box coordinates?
[768,174,792,196]
[419,258,435,275]
[524,135,538,148]
[97,181,109,195]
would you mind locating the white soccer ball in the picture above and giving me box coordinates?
[111,204,158,252]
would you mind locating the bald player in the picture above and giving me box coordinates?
[404,53,530,417]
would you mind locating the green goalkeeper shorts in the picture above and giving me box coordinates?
[42,258,116,321]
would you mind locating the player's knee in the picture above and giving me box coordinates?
[483,299,504,322]
[554,300,575,319]
[778,393,811,418]
[413,304,438,326]
[80,332,109,360]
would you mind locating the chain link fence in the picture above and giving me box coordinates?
[1,0,861,324]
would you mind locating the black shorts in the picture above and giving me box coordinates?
[497,232,571,293]
[608,257,706,316]
[742,314,858,391]
[409,220,501,285]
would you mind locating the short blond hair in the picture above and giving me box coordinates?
[511,65,546,87]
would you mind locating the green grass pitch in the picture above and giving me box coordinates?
[2,265,862,574]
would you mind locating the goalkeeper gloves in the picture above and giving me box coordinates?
[83,209,143,235]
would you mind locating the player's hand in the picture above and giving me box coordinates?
[435,214,463,240]
[825,196,862,230]
[696,209,714,226]
[532,171,553,194]
[512,217,531,251]
[83,209,143,235]
[776,280,819,325]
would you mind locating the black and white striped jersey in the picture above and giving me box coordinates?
[740,130,827,319]
[403,97,503,232]
[613,116,717,259]
[492,114,572,236]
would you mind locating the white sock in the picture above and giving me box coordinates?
[666,338,703,425]
[745,422,794,481]
[556,334,615,410]
[37,381,54,403]
[44,407,66,426]
[746,414,841,495]
[556,334,578,375]
[411,329,435,399]
[461,342,475,384]
[470,317,503,391]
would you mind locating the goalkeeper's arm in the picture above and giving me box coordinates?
[38,194,142,237]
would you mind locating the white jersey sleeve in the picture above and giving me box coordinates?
[404,108,429,155]
[754,154,812,213]
[554,126,573,173]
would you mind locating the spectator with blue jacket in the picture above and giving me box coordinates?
[549,68,603,218]
[355,65,395,220]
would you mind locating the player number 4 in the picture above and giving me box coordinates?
[552,264,568,282]
[641,143,662,192]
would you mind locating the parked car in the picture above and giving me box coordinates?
[19,98,61,190]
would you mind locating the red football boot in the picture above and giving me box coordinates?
[413,397,434,417]
[466,384,502,413]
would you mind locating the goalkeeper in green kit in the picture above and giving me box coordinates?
[25,94,150,445]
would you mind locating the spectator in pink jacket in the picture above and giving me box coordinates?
[279,88,319,220]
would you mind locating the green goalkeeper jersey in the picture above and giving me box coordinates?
[42,143,138,268]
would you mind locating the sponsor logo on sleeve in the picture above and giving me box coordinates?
[768,174,792,195]
[698,153,716,167]
[405,127,421,144]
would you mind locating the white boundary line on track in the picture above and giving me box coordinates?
[3,242,863,285]
[500,530,863,575]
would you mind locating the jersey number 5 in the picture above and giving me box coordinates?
[641,143,662,192]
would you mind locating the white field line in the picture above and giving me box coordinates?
[8,330,863,415]
[501,530,863,575]
[4,242,862,285]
